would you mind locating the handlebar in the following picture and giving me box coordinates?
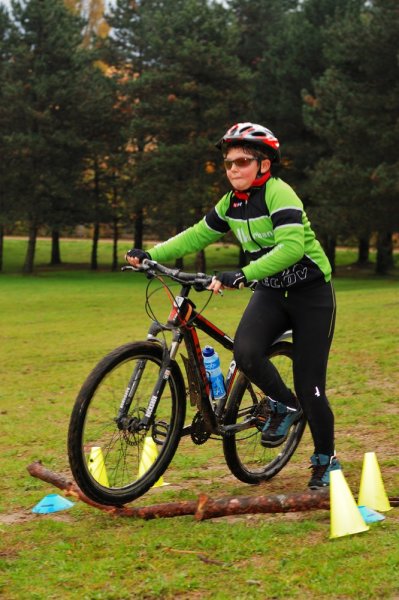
[122,259,213,291]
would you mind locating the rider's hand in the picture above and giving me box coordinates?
[125,248,151,268]
[208,270,247,294]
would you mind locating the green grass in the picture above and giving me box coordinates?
[0,238,398,599]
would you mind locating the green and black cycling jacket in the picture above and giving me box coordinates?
[149,177,332,289]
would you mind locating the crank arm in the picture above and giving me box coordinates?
[219,416,257,435]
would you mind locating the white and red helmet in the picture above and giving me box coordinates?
[216,122,280,163]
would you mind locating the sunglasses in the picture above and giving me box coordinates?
[223,157,258,170]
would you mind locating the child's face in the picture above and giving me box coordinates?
[224,147,270,191]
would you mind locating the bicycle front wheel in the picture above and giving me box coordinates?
[68,341,186,505]
[223,341,306,484]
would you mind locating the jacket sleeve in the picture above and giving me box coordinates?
[242,181,305,281]
[149,196,230,263]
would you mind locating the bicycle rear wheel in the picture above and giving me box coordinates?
[68,341,186,505]
[223,341,306,484]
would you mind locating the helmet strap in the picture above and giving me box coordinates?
[233,171,271,201]
[252,171,271,188]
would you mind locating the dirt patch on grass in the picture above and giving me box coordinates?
[0,508,75,525]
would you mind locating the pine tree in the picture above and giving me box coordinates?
[1,0,121,272]
[107,0,252,268]
[72,61,125,270]
[304,0,399,273]
[2,0,90,272]
[0,5,17,271]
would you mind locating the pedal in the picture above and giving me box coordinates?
[220,415,257,435]
[152,420,169,445]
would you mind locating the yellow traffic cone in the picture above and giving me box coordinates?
[358,452,392,512]
[330,469,369,539]
[137,436,168,488]
[88,446,109,487]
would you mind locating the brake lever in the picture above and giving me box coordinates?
[121,264,152,275]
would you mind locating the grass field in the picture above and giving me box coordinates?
[0,238,398,599]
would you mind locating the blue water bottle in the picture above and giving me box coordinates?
[202,345,226,400]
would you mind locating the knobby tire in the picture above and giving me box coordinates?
[223,341,306,484]
[68,341,186,505]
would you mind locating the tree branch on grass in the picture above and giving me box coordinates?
[27,461,398,519]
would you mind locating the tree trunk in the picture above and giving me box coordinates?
[134,206,143,249]
[174,221,184,269]
[50,229,62,265]
[0,224,3,272]
[91,222,99,270]
[112,216,118,272]
[194,490,331,521]
[195,250,206,273]
[376,231,393,275]
[238,247,247,269]
[23,224,37,274]
[323,235,336,274]
[357,236,370,266]
[91,157,101,271]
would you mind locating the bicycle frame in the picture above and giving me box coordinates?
[164,286,238,435]
[116,266,292,441]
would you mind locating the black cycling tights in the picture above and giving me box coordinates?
[234,281,336,456]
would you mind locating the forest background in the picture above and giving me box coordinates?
[0,0,398,275]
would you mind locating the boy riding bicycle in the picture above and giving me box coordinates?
[126,122,341,489]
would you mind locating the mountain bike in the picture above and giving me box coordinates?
[68,259,306,505]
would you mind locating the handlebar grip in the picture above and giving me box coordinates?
[123,258,213,289]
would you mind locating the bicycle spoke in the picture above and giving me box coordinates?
[223,342,306,483]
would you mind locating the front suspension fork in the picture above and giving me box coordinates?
[138,337,180,429]
[116,327,181,433]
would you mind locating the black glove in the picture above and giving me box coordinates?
[215,270,247,289]
[126,248,151,263]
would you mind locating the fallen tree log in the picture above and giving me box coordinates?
[27,461,397,520]
[194,489,330,520]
